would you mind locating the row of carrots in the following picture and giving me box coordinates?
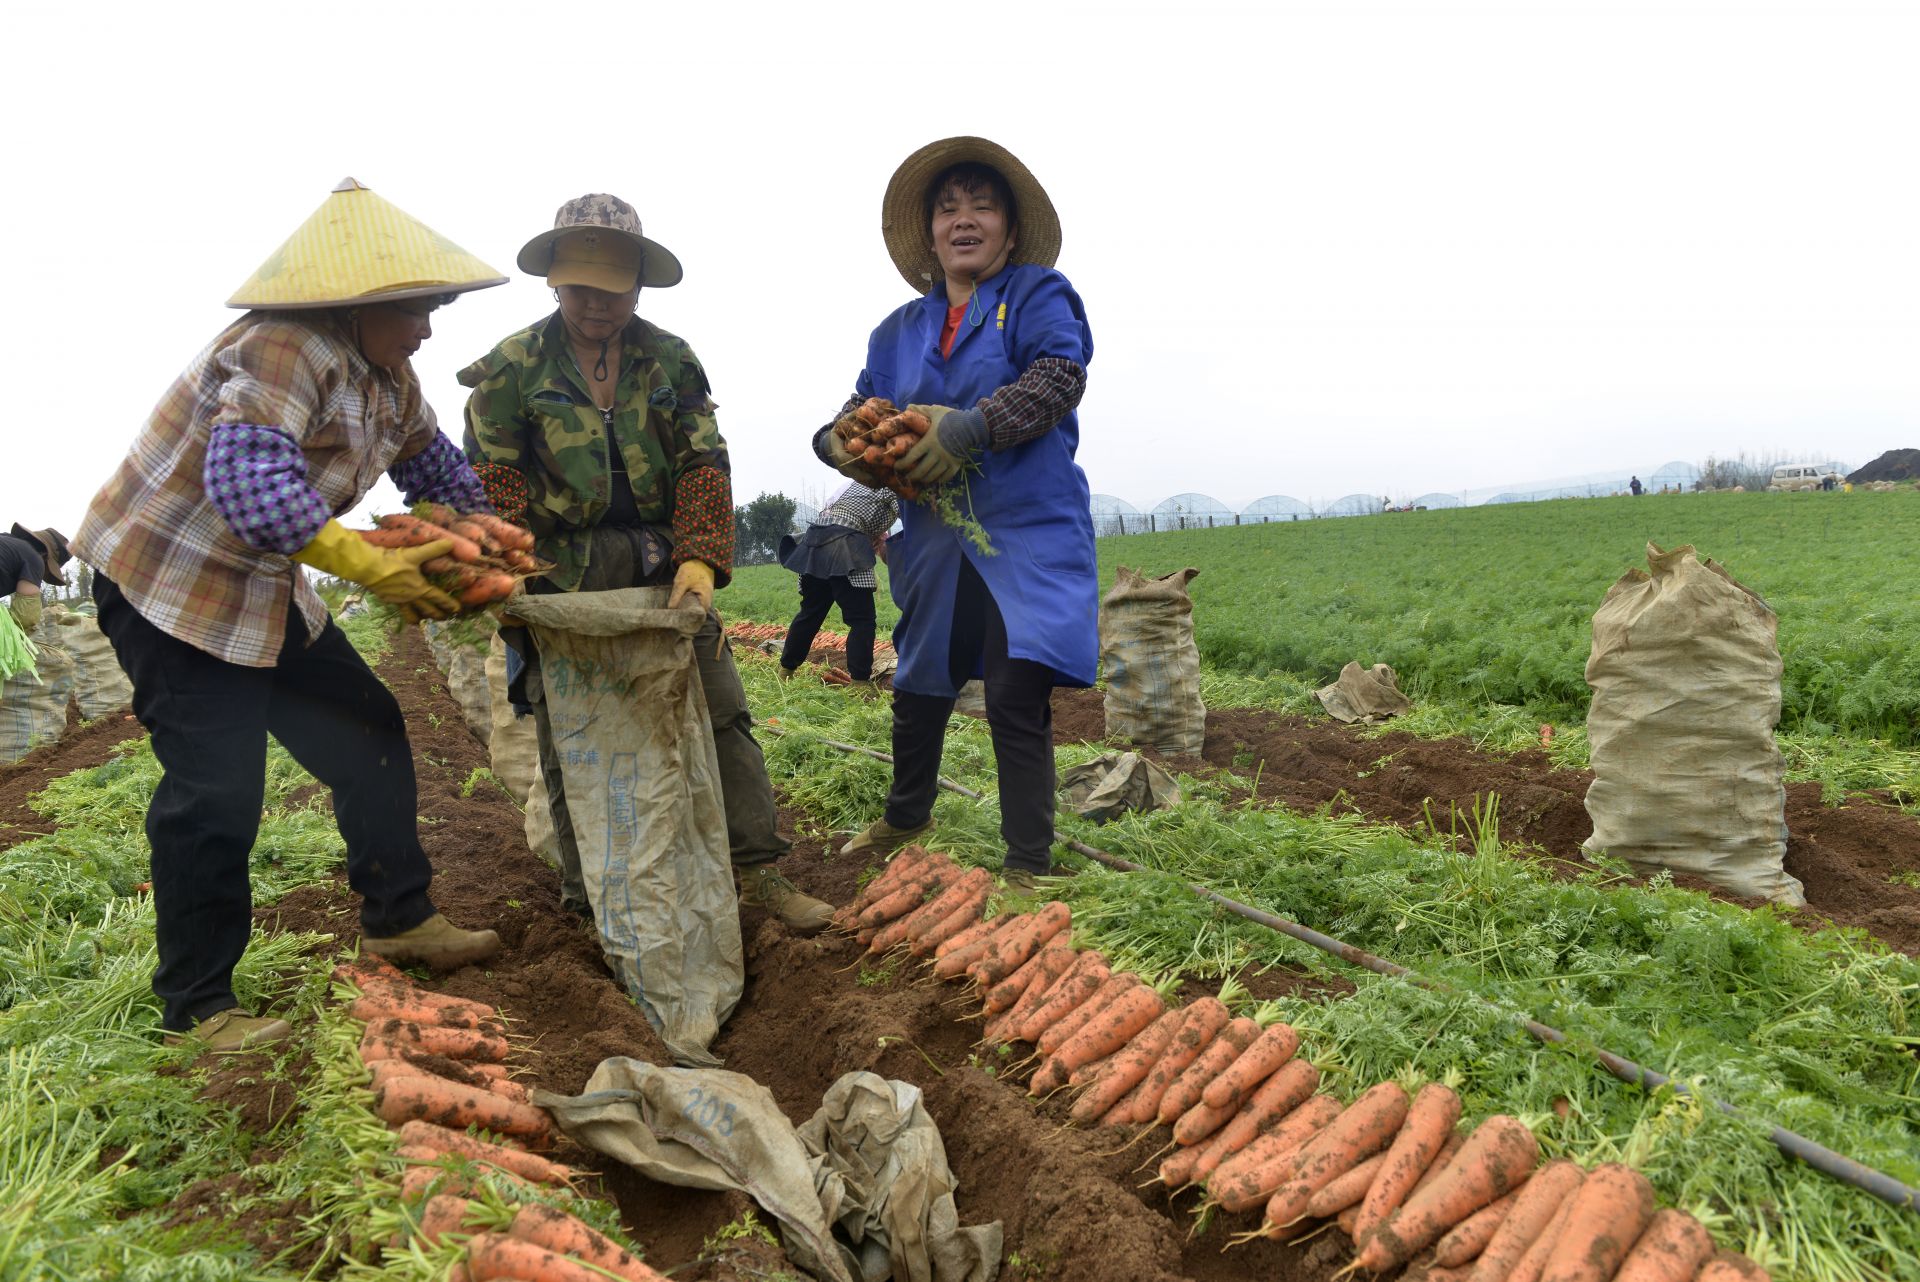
[724,619,895,656]
[333,954,666,1282]
[353,503,551,612]
[839,848,1774,1282]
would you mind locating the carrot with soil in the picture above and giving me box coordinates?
[1132,998,1230,1123]
[1467,1158,1584,1282]
[1157,1015,1260,1126]
[1351,1080,1464,1242]
[507,1204,664,1282]
[467,1231,666,1282]
[968,900,1071,986]
[1031,982,1163,1095]
[1502,1184,1579,1282]
[1014,952,1111,1042]
[396,1121,574,1185]
[1203,1020,1302,1112]
[1611,1208,1717,1282]
[1070,1005,1186,1123]
[1432,1188,1520,1267]
[1261,1083,1413,1228]
[372,1075,553,1142]
[1180,1054,1320,1149]
[1537,1162,1655,1282]
[1206,1093,1344,1211]
[1349,1114,1539,1274]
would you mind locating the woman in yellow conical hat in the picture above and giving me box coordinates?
[70,179,508,1052]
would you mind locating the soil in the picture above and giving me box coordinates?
[1046,688,1920,955]
[0,700,141,852]
[1847,447,1920,483]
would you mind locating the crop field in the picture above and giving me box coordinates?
[2,491,1916,1282]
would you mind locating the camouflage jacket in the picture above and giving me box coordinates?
[459,313,733,591]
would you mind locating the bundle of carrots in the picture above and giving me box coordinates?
[834,397,932,501]
[354,502,551,613]
[834,848,1771,1282]
[724,620,895,656]
[333,955,668,1281]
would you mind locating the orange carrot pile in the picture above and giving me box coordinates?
[351,502,552,614]
[834,397,932,501]
[724,619,895,656]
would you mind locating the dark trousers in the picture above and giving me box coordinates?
[883,560,1057,873]
[780,574,878,680]
[95,576,435,1030]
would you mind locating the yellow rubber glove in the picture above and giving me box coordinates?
[668,559,715,612]
[8,592,42,632]
[291,520,458,622]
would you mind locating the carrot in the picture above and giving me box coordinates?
[361,1020,509,1062]
[348,994,504,1032]
[1352,1081,1464,1242]
[995,944,1077,1032]
[372,1075,553,1143]
[1158,1016,1260,1126]
[1015,953,1112,1042]
[1468,1158,1584,1282]
[856,878,940,930]
[1406,1131,1466,1202]
[845,846,935,918]
[371,514,483,562]
[416,1192,478,1245]
[1693,1251,1771,1282]
[397,1121,572,1185]
[1069,1049,1117,1089]
[1433,1188,1520,1267]
[468,1232,666,1282]
[340,975,500,1018]
[1355,1115,1539,1273]
[333,954,412,986]
[896,410,931,432]
[1611,1208,1717,1282]
[930,914,1000,961]
[933,914,1028,980]
[1070,1006,1186,1123]
[1503,1183,1579,1282]
[1035,983,1163,1089]
[1207,1094,1344,1211]
[911,898,990,957]
[898,867,993,945]
[1538,1162,1655,1282]
[981,937,1063,1013]
[1097,1074,1154,1128]
[468,512,535,552]
[1202,1021,1301,1112]
[508,1204,666,1282]
[1133,998,1230,1124]
[968,900,1071,986]
[458,573,517,607]
[1160,1136,1214,1189]
[1307,1151,1391,1218]
[1338,1204,1362,1237]
[1257,1082,1412,1229]
[1037,973,1139,1056]
[1180,1054,1320,1149]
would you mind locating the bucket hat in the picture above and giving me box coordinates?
[881,136,1062,292]
[227,179,507,310]
[517,194,683,291]
[10,524,71,586]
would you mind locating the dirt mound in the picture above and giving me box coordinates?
[1847,448,1920,483]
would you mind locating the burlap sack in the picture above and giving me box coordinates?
[1058,752,1183,822]
[485,634,559,866]
[55,610,132,717]
[1100,567,1206,755]
[508,588,744,1065]
[444,640,493,747]
[0,613,74,762]
[1582,543,1803,905]
[1316,662,1412,724]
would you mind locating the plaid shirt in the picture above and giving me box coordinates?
[813,482,898,588]
[74,314,440,667]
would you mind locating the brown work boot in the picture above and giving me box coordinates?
[839,816,933,859]
[361,914,501,970]
[739,865,834,935]
[164,1008,293,1053]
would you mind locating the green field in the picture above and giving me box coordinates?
[726,490,1920,787]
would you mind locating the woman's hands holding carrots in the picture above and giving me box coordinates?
[292,520,459,622]
[900,404,988,484]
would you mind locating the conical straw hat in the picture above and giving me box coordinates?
[227,178,508,310]
[881,137,1061,293]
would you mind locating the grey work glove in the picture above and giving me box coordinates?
[824,424,885,487]
[899,404,989,485]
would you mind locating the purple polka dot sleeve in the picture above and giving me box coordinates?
[389,431,492,514]
[203,423,332,555]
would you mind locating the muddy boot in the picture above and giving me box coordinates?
[777,664,798,680]
[739,865,834,934]
[361,914,501,970]
[165,1008,293,1053]
[839,816,934,859]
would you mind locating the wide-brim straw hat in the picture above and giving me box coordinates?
[517,193,683,291]
[10,524,70,586]
[227,179,508,310]
[881,136,1062,292]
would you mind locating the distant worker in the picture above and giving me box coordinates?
[1629,475,1643,497]
[71,180,506,1053]
[1821,472,1838,492]
[777,481,899,688]
[1,524,71,680]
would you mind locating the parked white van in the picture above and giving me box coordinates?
[1767,463,1840,492]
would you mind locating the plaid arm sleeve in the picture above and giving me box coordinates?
[203,423,331,554]
[389,431,492,513]
[978,357,1087,451]
[672,464,735,587]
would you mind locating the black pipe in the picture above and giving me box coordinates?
[765,723,1920,1213]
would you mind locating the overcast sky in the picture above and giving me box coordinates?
[4,0,1914,533]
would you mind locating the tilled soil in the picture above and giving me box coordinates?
[0,701,141,852]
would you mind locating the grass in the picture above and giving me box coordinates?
[743,651,1920,1282]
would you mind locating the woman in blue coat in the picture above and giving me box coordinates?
[814,137,1096,888]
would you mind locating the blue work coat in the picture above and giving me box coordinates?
[856,263,1098,697]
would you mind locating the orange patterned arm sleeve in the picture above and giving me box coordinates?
[672,464,735,587]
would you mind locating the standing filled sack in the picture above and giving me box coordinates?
[1583,543,1803,905]
[507,587,745,1065]
[55,609,132,718]
[484,633,559,868]
[1100,566,1206,755]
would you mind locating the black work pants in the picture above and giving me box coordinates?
[95,576,435,1031]
[780,574,879,680]
[882,560,1057,873]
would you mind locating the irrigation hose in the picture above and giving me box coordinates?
[762,722,1920,1214]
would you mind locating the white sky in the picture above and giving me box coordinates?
[4,0,1915,530]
